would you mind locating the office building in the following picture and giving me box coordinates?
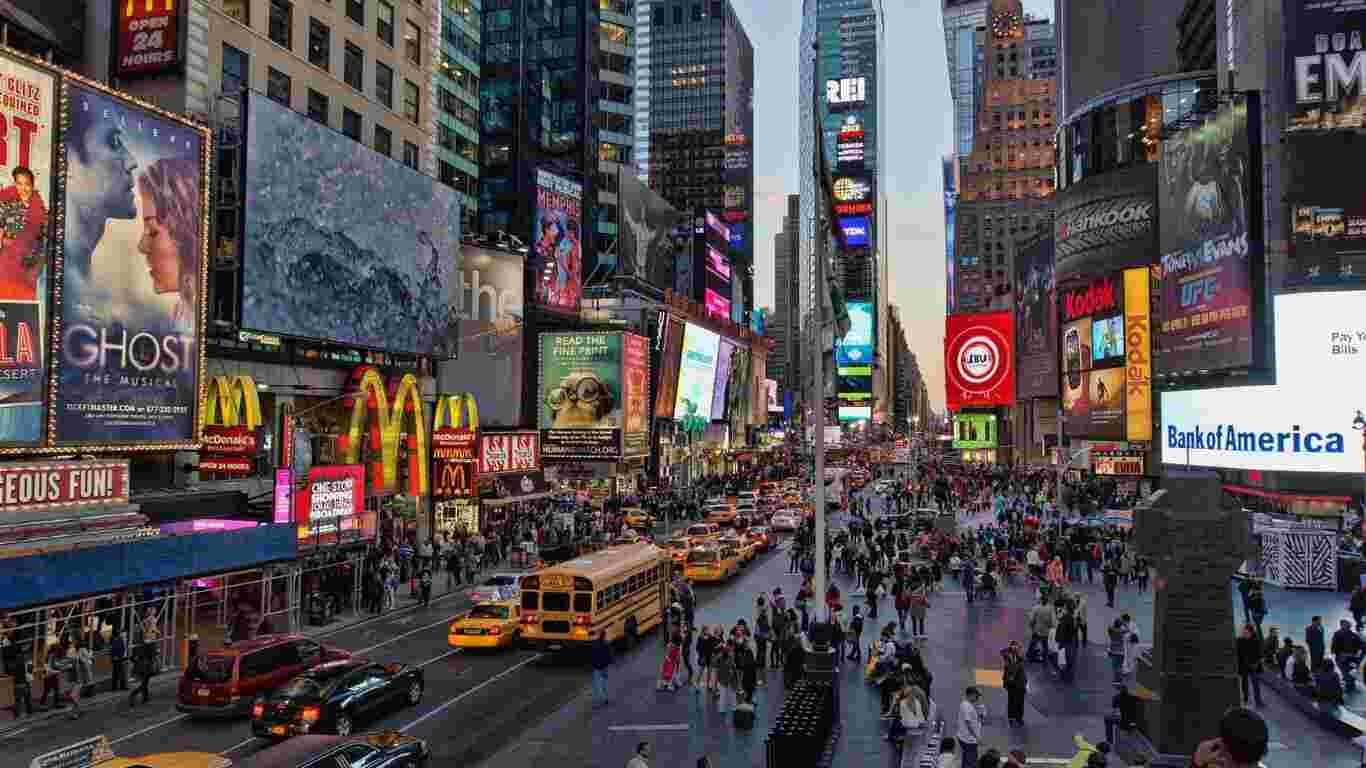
[634,0,653,181]
[769,194,801,399]
[644,0,755,325]
[436,0,481,232]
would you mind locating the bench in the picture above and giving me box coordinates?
[1263,673,1366,738]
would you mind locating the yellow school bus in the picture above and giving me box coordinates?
[518,542,669,649]
[683,542,741,583]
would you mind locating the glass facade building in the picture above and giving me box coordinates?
[438,0,482,233]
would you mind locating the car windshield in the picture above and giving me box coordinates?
[276,678,325,698]
[668,540,690,550]
[688,550,719,564]
[469,605,510,620]
[687,526,709,536]
[188,655,234,683]
[483,576,517,587]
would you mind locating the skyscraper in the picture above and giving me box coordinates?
[437,0,481,234]
[634,0,653,181]
[769,195,801,398]
[644,0,755,325]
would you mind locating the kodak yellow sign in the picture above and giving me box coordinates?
[1124,268,1152,442]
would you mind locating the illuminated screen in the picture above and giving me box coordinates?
[705,288,731,321]
[711,339,736,421]
[674,323,720,421]
[839,405,872,422]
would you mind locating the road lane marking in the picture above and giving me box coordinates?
[221,737,259,755]
[419,648,462,667]
[398,654,542,732]
[354,614,461,655]
[108,713,189,745]
[607,723,690,732]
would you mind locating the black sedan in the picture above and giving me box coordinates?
[235,732,429,768]
[251,659,424,739]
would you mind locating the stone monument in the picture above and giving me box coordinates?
[1133,469,1255,757]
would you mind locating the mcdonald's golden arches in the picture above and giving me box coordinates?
[201,375,263,474]
[432,393,479,498]
[339,366,429,496]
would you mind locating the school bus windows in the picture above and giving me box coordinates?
[522,592,539,610]
[573,593,592,612]
[543,592,570,611]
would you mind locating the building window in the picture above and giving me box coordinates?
[405,20,421,64]
[439,159,456,186]
[376,61,393,107]
[403,140,419,169]
[374,124,392,156]
[222,44,247,94]
[346,0,364,25]
[266,67,291,105]
[672,5,681,23]
[691,4,701,21]
[269,0,292,48]
[224,0,249,24]
[308,18,330,69]
[403,79,419,122]
[344,42,363,90]
[377,1,395,45]
[307,89,328,123]
[342,108,362,139]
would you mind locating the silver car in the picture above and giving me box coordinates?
[466,573,524,604]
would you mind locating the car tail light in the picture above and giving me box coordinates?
[487,626,502,636]
[574,615,591,626]
[251,701,265,719]
[521,612,538,624]
[299,706,321,724]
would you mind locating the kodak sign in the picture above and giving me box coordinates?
[339,366,429,496]
[201,375,262,475]
[1061,276,1118,321]
[432,393,478,499]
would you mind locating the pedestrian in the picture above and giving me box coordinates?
[697,627,716,692]
[658,632,682,691]
[129,640,154,707]
[1107,618,1127,684]
[36,646,62,710]
[830,608,846,667]
[418,565,433,608]
[591,630,612,707]
[937,737,961,768]
[1026,596,1055,662]
[909,579,929,639]
[625,741,651,768]
[1003,641,1027,727]
[715,640,737,714]
[848,605,865,661]
[962,558,977,604]
[1236,622,1265,707]
[680,623,695,687]
[1103,562,1118,608]
[1188,706,1268,768]
[956,687,983,768]
[1306,616,1326,669]
[736,638,758,704]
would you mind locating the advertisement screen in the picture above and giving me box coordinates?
[539,332,623,459]
[56,82,206,445]
[437,244,524,426]
[839,216,870,248]
[705,211,730,243]
[1089,368,1125,438]
[1286,133,1366,291]
[1015,236,1057,399]
[533,169,583,312]
[1161,291,1366,473]
[1062,317,1093,374]
[1124,267,1153,442]
[1285,1,1366,133]
[0,55,55,445]
[706,245,731,282]
[836,301,874,364]
[705,288,731,322]
[765,379,780,412]
[115,0,182,77]
[1155,96,1258,374]
[674,323,720,422]
[1054,164,1157,282]
[945,312,1014,411]
[622,332,649,456]
[839,405,871,422]
[617,168,686,289]
[836,114,865,168]
[295,464,372,547]
[242,92,460,357]
[654,315,684,418]
[711,339,736,422]
[1062,370,1090,433]
[478,431,539,475]
[1091,315,1125,366]
[952,413,998,449]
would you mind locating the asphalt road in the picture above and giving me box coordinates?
[4,538,792,767]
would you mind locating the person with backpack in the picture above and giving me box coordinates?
[848,605,865,661]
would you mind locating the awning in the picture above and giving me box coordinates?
[483,492,550,508]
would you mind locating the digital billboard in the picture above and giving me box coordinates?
[1285,1,1366,132]
[836,301,874,364]
[826,77,867,107]
[839,216,870,248]
[1155,95,1259,375]
[621,332,649,456]
[0,54,55,446]
[539,332,624,459]
[1054,164,1157,282]
[56,80,208,446]
[711,339,736,422]
[1015,237,1057,399]
[653,314,685,419]
[704,288,731,322]
[617,167,686,288]
[1062,317,1093,374]
[1285,132,1366,291]
[115,0,183,78]
[836,114,865,168]
[437,244,524,427]
[674,322,720,422]
[1161,292,1365,473]
[952,413,998,449]
[533,168,583,312]
[242,92,460,357]
[1091,315,1124,366]
[832,175,873,217]
[1124,268,1153,442]
[945,312,1014,411]
[838,405,871,422]
[765,379,780,412]
[295,464,372,547]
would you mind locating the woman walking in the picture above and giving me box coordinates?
[909,579,929,639]
[715,640,737,714]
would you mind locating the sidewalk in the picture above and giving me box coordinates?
[0,564,495,739]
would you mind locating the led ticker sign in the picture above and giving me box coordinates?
[826,77,867,106]
[836,114,865,166]
[115,0,184,77]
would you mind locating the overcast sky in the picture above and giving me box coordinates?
[742,0,1051,412]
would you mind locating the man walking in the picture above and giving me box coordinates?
[1026,596,1055,662]
[110,626,128,691]
[957,687,983,768]
[591,630,612,707]
[1003,642,1027,727]
[129,641,154,707]
[1306,616,1326,670]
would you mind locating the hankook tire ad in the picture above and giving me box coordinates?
[1054,164,1157,284]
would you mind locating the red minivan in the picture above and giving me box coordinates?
[177,634,350,718]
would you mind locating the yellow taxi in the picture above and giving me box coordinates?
[782,492,801,506]
[623,507,655,528]
[665,536,692,568]
[720,532,756,564]
[35,737,231,768]
[684,543,740,583]
[448,600,522,649]
[685,522,721,543]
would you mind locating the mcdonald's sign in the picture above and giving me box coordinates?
[115,0,183,78]
[201,375,262,475]
[338,366,429,496]
[432,393,478,499]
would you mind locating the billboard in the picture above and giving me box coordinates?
[56,81,207,446]
[674,322,720,422]
[838,405,871,422]
[1054,164,1157,282]
[839,216,870,248]
[1286,132,1366,290]
[1161,292,1364,473]
[765,379,780,413]
[621,332,649,456]
[1285,0,1366,132]
[1155,95,1259,375]
[952,413,997,449]
[0,55,55,446]
[295,464,371,547]
[1091,315,1125,366]
[241,92,460,357]
[653,314,685,418]
[478,431,539,475]
[711,339,736,421]
[617,167,685,288]
[826,76,867,107]
[1014,237,1057,399]
[538,332,624,459]
[114,0,184,78]
[836,113,865,168]
[836,301,874,364]
[1124,267,1153,442]
[438,244,524,427]
[832,175,873,217]
[704,288,731,322]
[945,312,1015,411]
[533,169,583,312]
